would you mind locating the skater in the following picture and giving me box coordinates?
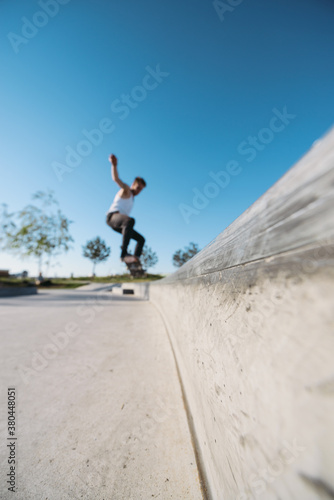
[106,154,146,264]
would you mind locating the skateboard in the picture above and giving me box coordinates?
[125,259,146,278]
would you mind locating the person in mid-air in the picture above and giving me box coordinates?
[106,154,146,264]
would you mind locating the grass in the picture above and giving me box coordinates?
[74,273,164,283]
[38,279,90,289]
[0,274,164,288]
[0,277,36,288]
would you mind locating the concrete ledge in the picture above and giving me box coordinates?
[147,129,334,499]
[0,286,37,297]
[121,282,150,299]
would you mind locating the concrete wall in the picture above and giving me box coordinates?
[0,286,37,297]
[148,130,334,499]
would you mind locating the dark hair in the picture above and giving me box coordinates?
[134,177,147,187]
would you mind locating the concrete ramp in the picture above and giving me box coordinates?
[135,129,334,499]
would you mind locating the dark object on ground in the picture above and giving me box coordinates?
[37,279,53,287]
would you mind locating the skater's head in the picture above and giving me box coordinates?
[131,177,146,196]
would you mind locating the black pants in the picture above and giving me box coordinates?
[106,212,145,258]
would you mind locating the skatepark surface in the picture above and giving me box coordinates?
[0,285,203,499]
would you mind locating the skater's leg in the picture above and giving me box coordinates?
[120,217,136,258]
[107,213,135,258]
[131,230,145,258]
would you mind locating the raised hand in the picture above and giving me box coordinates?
[109,154,118,167]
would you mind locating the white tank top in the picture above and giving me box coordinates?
[107,192,134,216]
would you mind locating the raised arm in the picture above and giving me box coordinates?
[109,154,130,192]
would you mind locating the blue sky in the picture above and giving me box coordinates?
[1,0,333,276]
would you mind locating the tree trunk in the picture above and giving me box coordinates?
[38,255,43,276]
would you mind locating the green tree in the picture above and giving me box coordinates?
[0,204,15,250]
[172,242,200,268]
[140,245,158,270]
[82,237,111,275]
[2,190,73,275]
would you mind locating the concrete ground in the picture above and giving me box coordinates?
[0,285,203,500]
